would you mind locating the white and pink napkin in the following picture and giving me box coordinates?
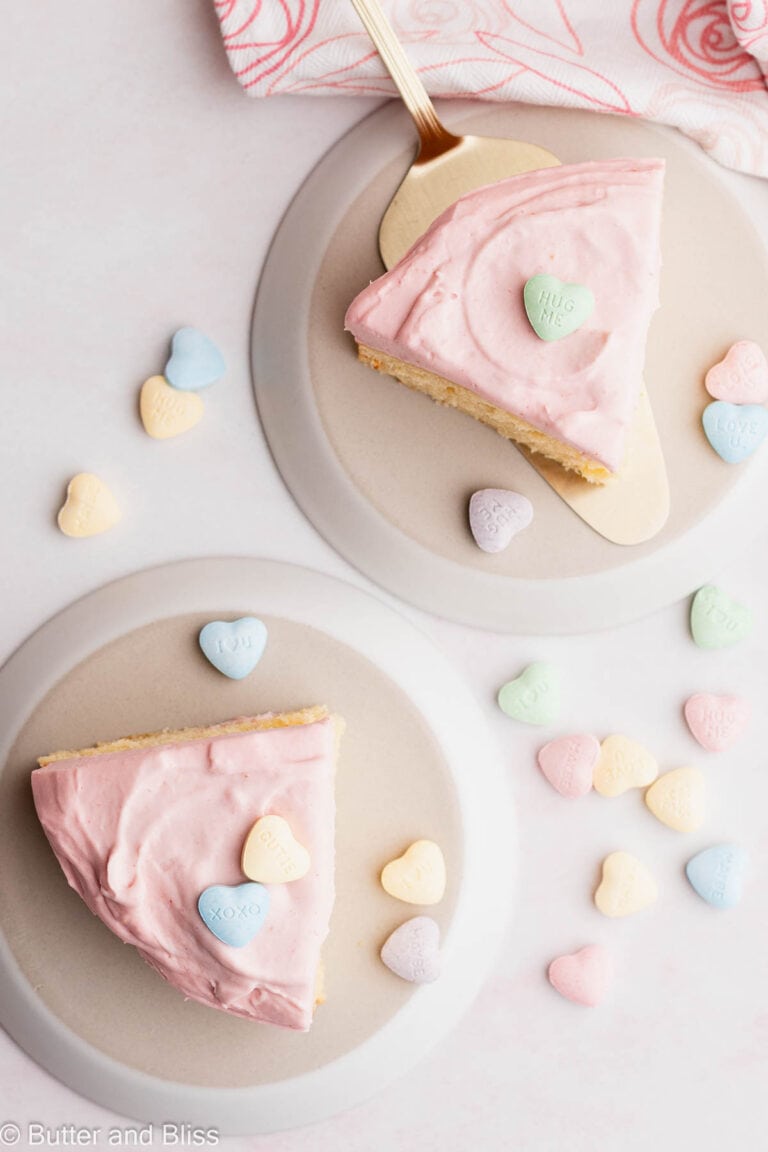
[213,0,768,178]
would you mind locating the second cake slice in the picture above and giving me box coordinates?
[345,158,665,484]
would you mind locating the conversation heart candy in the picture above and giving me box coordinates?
[197,882,270,947]
[57,473,121,538]
[165,327,225,391]
[537,734,599,798]
[705,341,768,404]
[140,375,204,439]
[381,916,441,984]
[381,840,446,906]
[468,489,533,553]
[702,400,768,463]
[548,944,613,1007]
[498,662,559,726]
[198,617,268,679]
[593,735,658,798]
[523,274,595,342]
[686,844,746,909]
[595,851,658,918]
[690,585,752,650]
[644,766,706,833]
[241,815,311,884]
[683,693,751,752]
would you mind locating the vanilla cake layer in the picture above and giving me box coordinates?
[358,344,611,484]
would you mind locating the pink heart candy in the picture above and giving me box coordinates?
[684,693,751,752]
[548,944,613,1007]
[380,916,441,984]
[537,733,599,798]
[469,489,533,553]
[705,341,768,404]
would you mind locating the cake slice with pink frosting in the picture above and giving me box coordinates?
[32,707,343,1031]
[345,157,665,483]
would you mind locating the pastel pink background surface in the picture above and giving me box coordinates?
[214,0,768,176]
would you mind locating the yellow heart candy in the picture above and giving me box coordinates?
[381,840,446,906]
[140,375,204,439]
[595,851,658,918]
[645,766,706,832]
[57,473,121,538]
[593,735,658,797]
[241,815,310,884]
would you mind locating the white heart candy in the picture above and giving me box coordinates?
[468,489,533,553]
[380,916,441,983]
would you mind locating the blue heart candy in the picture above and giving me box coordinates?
[165,327,225,391]
[198,882,270,947]
[199,617,268,680]
[685,844,746,910]
[702,401,768,463]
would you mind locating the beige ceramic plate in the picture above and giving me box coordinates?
[0,559,511,1134]
[253,102,768,633]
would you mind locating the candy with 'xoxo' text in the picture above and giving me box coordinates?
[197,882,269,947]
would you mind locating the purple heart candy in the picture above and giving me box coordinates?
[380,916,441,984]
[469,489,533,553]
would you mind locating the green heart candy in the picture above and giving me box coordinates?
[497,662,560,726]
[523,274,595,342]
[690,585,753,650]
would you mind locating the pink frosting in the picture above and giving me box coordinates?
[345,158,665,472]
[31,717,337,1031]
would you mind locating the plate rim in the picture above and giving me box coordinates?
[0,557,513,1135]
[251,99,768,634]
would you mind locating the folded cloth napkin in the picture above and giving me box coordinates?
[213,0,768,178]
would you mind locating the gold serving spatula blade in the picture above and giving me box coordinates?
[349,0,670,546]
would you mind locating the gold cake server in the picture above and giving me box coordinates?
[349,0,670,545]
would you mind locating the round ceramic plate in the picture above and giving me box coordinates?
[0,559,511,1135]
[252,102,768,633]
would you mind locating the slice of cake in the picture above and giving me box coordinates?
[32,706,343,1031]
[345,158,665,483]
